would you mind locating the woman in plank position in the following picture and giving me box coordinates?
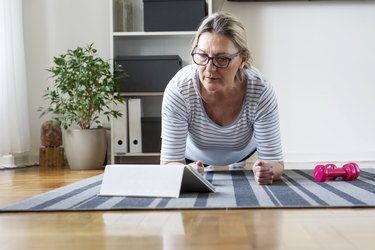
[160,12,284,185]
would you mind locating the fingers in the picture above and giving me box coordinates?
[195,161,205,175]
[189,161,205,175]
[252,160,274,185]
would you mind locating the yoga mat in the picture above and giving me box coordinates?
[1,169,375,211]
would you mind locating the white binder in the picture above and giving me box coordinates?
[113,101,128,154]
[128,98,142,153]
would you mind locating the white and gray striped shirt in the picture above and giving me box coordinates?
[161,65,283,166]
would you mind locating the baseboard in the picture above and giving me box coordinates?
[283,152,375,163]
[245,152,374,169]
[243,151,375,164]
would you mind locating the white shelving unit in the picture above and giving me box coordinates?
[113,31,196,36]
[109,0,213,164]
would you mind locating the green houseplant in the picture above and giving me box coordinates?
[39,43,126,169]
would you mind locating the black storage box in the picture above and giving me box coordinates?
[141,117,161,153]
[143,0,206,31]
[115,55,182,92]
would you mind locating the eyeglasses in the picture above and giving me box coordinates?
[191,51,240,68]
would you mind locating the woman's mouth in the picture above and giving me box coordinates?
[206,76,218,82]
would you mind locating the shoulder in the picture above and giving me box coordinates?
[246,66,266,81]
[245,67,274,94]
[168,65,194,87]
[165,65,195,97]
[244,67,278,113]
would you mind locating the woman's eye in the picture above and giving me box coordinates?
[215,57,229,65]
[197,54,208,60]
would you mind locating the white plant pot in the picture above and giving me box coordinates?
[65,128,107,170]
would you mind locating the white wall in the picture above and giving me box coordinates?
[23,0,375,163]
[215,0,375,162]
[22,0,110,162]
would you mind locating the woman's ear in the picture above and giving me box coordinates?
[240,52,250,69]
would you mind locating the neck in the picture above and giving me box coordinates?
[200,80,246,104]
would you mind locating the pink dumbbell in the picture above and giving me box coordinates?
[314,162,360,182]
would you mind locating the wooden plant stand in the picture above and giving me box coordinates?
[39,147,64,169]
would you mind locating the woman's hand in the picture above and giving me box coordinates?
[252,160,274,185]
[189,161,205,175]
[161,160,205,175]
[252,160,284,185]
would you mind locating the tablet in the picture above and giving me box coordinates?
[99,164,215,198]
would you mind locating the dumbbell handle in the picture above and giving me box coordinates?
[325,168,346,177]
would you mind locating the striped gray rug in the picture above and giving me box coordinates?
[2,169,375,211]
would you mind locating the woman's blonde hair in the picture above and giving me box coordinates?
[191,11,252,82]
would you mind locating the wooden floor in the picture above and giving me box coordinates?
[1,163,375,250]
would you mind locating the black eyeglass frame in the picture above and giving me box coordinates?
[191,51,241,69]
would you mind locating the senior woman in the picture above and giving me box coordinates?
[160,12,284,185]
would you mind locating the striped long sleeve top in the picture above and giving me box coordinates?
[160,65,283,166]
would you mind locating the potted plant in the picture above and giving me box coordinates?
[39,43,126,169]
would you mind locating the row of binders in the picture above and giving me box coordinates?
[113,98,143,154]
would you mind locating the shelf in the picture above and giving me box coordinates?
[120,92,164,97]
[113,31,196,37]
[114,153,160,164]
[116,152,160,157]
[110,0,214,164]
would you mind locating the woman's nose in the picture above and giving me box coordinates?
[205,58,217,71]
